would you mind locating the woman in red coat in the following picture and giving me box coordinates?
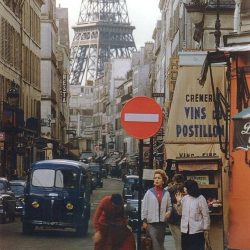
[93,193,136,250]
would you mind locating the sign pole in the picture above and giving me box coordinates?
[120,96,163,249]
[137,139,143,250]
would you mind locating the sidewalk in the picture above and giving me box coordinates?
[164,234,175,249]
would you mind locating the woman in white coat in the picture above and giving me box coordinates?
[141,169,172,250]
[176,180,210,250]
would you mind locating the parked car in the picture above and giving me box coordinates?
[22,160,91,236]
[101,168,108,178]
[122,175,139,201]
[89,163,103,188]
[79,151,95,163]
[122,175,154,202]
[0,178,16,223]
[9,180,26,214]
[124,199,141,232]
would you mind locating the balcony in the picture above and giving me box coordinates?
[185,0,235,13]
[121,93,132,103]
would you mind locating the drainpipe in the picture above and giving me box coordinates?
[234,0,242,34]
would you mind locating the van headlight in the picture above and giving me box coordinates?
[66,202,74,210]
[32,201,40,208]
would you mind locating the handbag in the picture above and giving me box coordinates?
[166,206,181,225]
[141,231,153,250]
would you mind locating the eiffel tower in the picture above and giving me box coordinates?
[70,0,136,85]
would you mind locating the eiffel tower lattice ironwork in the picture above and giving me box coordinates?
[70,0,136,85]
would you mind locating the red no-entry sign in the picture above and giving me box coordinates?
[121,96,163,139]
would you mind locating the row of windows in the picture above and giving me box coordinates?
[2,0,21,18]
[22,45,41,88]
[0,74,40,120]
[69,109,93,116]
[22,1,41,44]
[93,102,106,113]
[0,75,11,103]
[22,94,40,119]
[0,17,21,71]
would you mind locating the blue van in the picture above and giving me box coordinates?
[22,160,91,236]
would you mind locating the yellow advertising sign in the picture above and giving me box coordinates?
[165,66,226,159]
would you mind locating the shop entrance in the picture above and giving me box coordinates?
[175,159,224,250]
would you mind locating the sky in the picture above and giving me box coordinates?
[57,0,161,48]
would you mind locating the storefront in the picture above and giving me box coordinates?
[165,52,227,249]
[218,44,250,249]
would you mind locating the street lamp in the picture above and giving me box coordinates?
[6,80,20,179]
[7,80,20,107]
[214,0,221,49]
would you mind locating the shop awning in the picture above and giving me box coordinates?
[219,45,250,52]
[233,107,250,119]
[178,162,218,171]
[104,157,112,164]
[118,157,127,165]
[69,149,80,158]
[115,157,121,163]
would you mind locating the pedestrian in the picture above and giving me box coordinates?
[142,169,172,250]
[176,180,210,250]
[93,193,136,250]
[167,174,185,250]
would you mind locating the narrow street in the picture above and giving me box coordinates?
[0,178,123,250]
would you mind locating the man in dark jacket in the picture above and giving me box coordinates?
[167,174,185,250]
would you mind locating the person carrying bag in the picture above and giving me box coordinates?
[141,229,153,250]
[141,169,172,250]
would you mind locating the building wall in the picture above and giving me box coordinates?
[0,0,43,177]
[0,1,21,97]
[22,0,42,121]
[228,51,250,249]
[69,85,94,140]
[40,0,58,139]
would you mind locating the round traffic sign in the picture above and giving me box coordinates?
[121,96,163,139]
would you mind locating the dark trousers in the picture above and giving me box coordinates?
[181,232,205,250]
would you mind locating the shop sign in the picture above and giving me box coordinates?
[165,66,226,159]
[186,175,209,185]
[61,74,68,103]
[165,66,226,144]
[143,169,154,180]
[233,107,250,150]
[166,144,221,159]
[233,120,250,150]
[152,93,165,98]
[0,132,5,141]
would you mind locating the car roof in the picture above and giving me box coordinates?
[0,177,8,182]
[32,159,89,171]
[89,162,101,165]
[125,175,139,179]
[9,180,26,185]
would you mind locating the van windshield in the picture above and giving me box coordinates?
[32,169,78,188]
